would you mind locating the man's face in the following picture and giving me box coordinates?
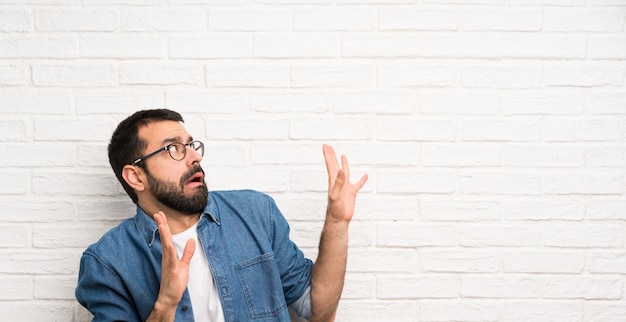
[137,120,208,214]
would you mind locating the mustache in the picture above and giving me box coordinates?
[179,164,205,186]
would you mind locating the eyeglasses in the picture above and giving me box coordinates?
[131,141,204,166]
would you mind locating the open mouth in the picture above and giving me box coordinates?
[184,171,205,187]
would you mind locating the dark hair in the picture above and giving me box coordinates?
[108,109,184,203]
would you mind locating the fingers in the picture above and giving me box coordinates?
[323,144,339,185]
[180,239,196,265]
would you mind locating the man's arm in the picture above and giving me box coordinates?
[146,212,195,322]
[309,145,368,322]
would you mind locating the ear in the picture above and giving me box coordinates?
[122,165,146,193]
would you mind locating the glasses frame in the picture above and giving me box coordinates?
[131,141,204,166]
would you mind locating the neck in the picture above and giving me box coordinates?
[138,197,201,234]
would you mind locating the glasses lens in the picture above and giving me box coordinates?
[193,141,204,157]
[167,143,186,161]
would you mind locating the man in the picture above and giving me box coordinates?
[75,109,368,322]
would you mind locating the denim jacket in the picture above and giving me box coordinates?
[76,190,313,321]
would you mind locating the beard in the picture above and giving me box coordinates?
[145,164,208,215]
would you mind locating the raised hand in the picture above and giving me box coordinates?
[322,144,368,223]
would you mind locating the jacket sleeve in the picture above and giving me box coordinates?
[75,252,142,322]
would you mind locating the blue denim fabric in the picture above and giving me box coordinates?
[76,190,313,322]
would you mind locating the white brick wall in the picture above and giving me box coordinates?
[0,1,625,321]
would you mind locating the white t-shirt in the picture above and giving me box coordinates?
[172,222,225,322]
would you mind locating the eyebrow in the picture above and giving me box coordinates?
[159,136,194,146]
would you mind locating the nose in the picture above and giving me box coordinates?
[186,143,203,166]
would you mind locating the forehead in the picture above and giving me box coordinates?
[138,120,191,148]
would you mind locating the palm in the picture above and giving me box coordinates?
[323,145,368,223]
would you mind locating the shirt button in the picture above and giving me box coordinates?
[181,305,189,312]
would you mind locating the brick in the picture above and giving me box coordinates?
[461,275,541,298]
[34,117,115,142]
[348,248,417,273]
[461,119,541,141]
[206,63,290,88]
[501,144,584,167]
[421,143,501,167]
[544,8,624,32]
[420,300,499,321]
[294,8,375,31]
[377,117,457,141]
[420,198,501,221]
[206,117,288,140]
[421,249,500,273]
[544,64,624,87]
[206,166,290,192]
[588,91,626,114]
[459,172,542,195]
[462,64,543,88]
[461,8,542,31]
[378,170,456,194]
[379,8,458,31]
[422,34,503,58]
[336,300,417,322]
[0,170,29,195]
[378,63,458,87]
[0,64,30,86]
[77,199,135,222]
[210,9,291,31]
[341,32,419,57]
[170,34,251,59]
[588,199,626,220]
[0,301,75,321]
[120,9,206,31]
[329,142,420,166]
[33,63,118,87]
[501,301,582,321]
[250,143,320,166]
[460,224,541,247]
[503,251,584,273]
[1,200,75,223]
[334,90,414,114]
[351,196,417,221]
[0,10,33,32]
[377,275,458,298]
[166,90,248,114]
[0,35,77,59]
[377,223,457,247]
[0,143,76,167]
[584,303,626,322]
[589,36,626,59]
[419,89,500,115]
[290,116,373,140]
[35,276,80,300]
[0,250,77,274]
[591,251,626,273]
[76,90,164,115]
[0,225,31,248]
[0,89,72,115]
[543,276,621,299]
[32,171,119,196]
[200,143,248,168]
[503,34,586,59]
[501,90,586,115]
[34,223,118,248]
[543,172,622,195]
[36,9,118,31]
[0,118,29,142]
[254,33,337,58]
[291,64,374,88]
[342,274,375,299]
[0,276,32,300]
[121,63,203,86]
[543,118,624,142]
[289,170,330,193]
[250,91,331,113]
[587,147,626,168]
[502,198,585,221]
[542,224,623,248]
[80,34,164,59]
